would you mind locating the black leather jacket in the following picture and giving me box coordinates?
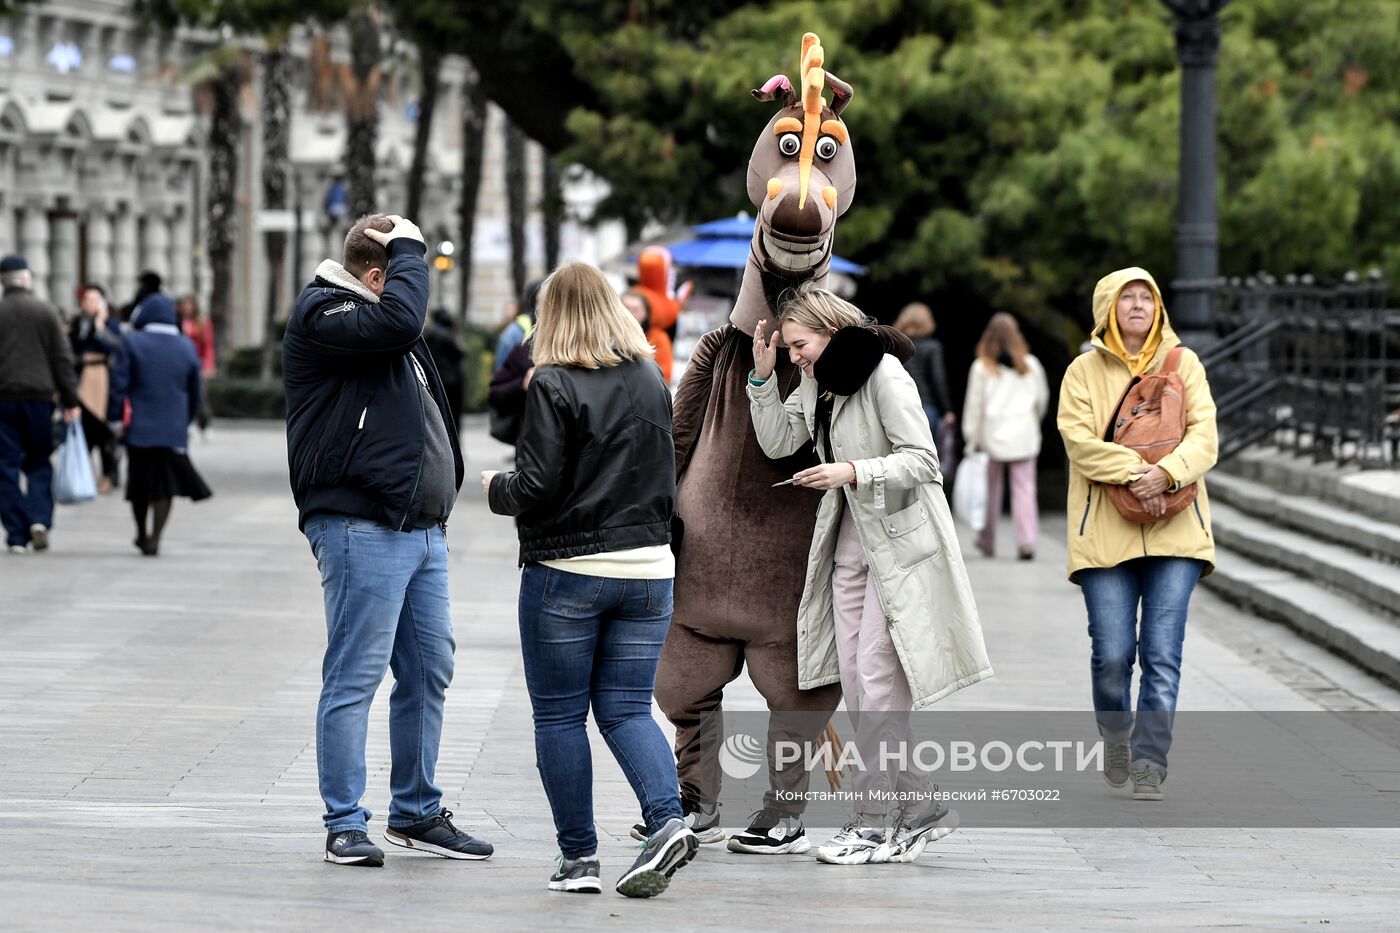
[488,358,674,564]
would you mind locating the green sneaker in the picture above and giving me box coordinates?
[1131,769,1163,801]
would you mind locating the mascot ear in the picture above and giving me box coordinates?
[752,74,797,108]
[815,326,884,397]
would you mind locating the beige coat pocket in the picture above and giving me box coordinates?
[880,500,940,570]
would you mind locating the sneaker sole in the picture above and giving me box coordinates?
[631,825,726,845]
[616,831,699,898]
[383,829,493,860]
[725,835,811,855]
[815,846,877,865]
[1132,788,1163,801]
[549,877,602,893]
[324,850,384,867]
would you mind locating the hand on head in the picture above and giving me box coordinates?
[363,214,425,247]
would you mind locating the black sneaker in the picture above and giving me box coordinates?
[630,798,724,844]
[324,829,384,866]
[616,817,698,898]
[383,809,494,860]
[725,807,810,854]
[549,852,602,893]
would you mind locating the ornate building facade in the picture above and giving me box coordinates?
[0,1,624,350]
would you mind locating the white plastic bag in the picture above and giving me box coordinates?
[53,420,97,505]
[952,450,988,533]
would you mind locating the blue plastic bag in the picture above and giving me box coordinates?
[53,420,97,505]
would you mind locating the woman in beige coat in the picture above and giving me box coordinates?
[748,284,992,867]
[1057,267,1216,804]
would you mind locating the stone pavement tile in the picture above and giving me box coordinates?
[3,421,1399,929]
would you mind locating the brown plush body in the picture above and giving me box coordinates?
[658,326,840,809]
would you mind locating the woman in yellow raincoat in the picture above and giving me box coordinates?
[1056,267,1217,803]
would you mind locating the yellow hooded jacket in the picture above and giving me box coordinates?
[1056,267,1217,583]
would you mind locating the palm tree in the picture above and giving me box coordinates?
[458,63,487,317]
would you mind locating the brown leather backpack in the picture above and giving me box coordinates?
[1103,347,1197,524]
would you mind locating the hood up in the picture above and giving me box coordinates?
[1090,266,1179,375]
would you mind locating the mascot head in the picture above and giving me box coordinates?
[732,32,855,335]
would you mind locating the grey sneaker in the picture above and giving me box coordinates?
[1104,742,1131,788]
[548,852,602,893]
[324,829,384,867]
[815,820,887,865]
[1131,769,1164,801]
[616,817,698,898]
[631,798,724,844]
[885,802,959,863]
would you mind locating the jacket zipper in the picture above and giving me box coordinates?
[310,451,320,483]
[1078,486,1093,535]
[1193,499,1208,534]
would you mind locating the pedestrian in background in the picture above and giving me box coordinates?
[120,270,161,323]
[894,301,956,476]
[748,283,989,867]
[1057,267,1216,803]
[176,294,216,376]
[484,261,698,898]
[69,284,124,493]
[0,254,81,553]
[111,292,211,556]
[963,312,1049,560]
[423,307,466,436]
[282,213,491,868]
[493,279,542,373]
[622,289,675,384]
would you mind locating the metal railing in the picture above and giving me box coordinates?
[1202,271,1398,467]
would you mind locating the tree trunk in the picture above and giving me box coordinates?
[345,9,381,218]
[207,61,244,370]
[458,65,486,318]
[260,45,292,380]
[542,154,561,273]
[504,117,528,302]
[406,40,442,222]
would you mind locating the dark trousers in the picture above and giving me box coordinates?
[80,407,119,484]
[0,399,57,546]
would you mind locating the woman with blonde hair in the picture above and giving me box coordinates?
[748,282,991,866]
[483,261,697,897]
[963,312,1049,559]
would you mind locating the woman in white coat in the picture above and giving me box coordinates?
[747,284,993,867]
[962,313,1049,560]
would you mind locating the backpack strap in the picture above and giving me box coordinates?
[1162,346,1185,374]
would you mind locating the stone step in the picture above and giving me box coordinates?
[1209,500,1400,617]
[1221,447,1400,525]
[1203,547,1400,688]
[1208,472,1400,565]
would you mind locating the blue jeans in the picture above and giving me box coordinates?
[0,399,56,547]
[518,564,683,859]
[1080,557,1203,779]
[305,515,456,832]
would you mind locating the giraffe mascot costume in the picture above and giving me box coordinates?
[647,32,913,855]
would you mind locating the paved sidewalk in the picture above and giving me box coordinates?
[1,420,1398,930]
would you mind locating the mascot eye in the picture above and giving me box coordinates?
[778,133,801,157]
[816,136,839,160]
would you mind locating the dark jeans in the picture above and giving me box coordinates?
[518,564,683,858]
[1080,557,1204,779]
[0,399,56,546]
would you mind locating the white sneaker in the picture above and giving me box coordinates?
[815,821,886,865]
[884,804,959,863]
[725,808,810,854]
[7,544,31,554]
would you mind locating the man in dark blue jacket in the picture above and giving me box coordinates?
[283,213,490,867]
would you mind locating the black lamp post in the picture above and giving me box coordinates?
[1161,0,1232,346]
